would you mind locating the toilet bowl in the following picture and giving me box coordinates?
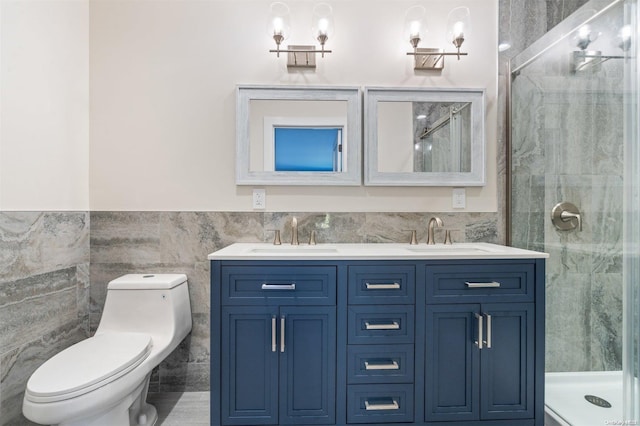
[22,273,192,426]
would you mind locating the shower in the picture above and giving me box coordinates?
[507,0,640,424]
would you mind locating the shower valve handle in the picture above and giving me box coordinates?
[551,202,582,232]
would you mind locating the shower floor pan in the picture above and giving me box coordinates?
[545,371,624,426]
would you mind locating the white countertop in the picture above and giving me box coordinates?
[208,242,549,261]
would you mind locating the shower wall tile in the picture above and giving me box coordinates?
[545,271,592,372]
[590,273,623,371]
[0,212,89,426]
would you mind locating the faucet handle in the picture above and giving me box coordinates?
[268,229,282,245]
[308,230,317,245]
[403,230,418,245]
[444,230,452,245]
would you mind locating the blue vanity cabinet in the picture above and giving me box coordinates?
[211,255,546,426]
[216,263,337,425]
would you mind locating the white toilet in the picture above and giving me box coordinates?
[22,273,192,426]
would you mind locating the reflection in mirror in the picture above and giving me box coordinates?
[237,86,361,185]
[413,101,471,173]
[365,87,485,186]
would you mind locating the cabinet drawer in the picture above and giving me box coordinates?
[348,265,415,304]
[426,262,535,303]
[221,265,336,305]
[347,344,414,384]
[348,306,414,344]
[347,384,414,424]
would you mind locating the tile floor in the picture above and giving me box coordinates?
[147,392,210,425]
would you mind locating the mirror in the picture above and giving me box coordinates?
[236,86,362,185]
[364,87,485,186]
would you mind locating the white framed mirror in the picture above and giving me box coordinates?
[236,85,362,186]
[364,87,486,186]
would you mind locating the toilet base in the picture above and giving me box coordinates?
[49,374,157,426]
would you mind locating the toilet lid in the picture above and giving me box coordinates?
[27,333,152,400]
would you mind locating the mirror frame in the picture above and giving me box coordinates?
[364,87,486,186]
[236,85,362,186]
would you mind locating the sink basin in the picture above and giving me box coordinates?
[247,247,339,254]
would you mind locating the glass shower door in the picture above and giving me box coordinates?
[509,0,639,422]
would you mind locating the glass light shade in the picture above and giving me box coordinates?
[404,5,427,47]
[446,7,471,48]
[267,2,291,42]
[616,24,632,52]
[312,3,334,43]
[573,23,600,50]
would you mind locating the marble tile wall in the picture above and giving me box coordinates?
[0,212,90,425]
[89,210,500,393]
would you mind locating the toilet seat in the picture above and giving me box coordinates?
[25,332,152,403]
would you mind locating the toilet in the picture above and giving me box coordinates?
[22,273,192,426]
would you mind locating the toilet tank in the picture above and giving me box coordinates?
[96,274,192,345]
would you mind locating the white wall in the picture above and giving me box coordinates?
[92,0,495,212]
[0,0,89,211]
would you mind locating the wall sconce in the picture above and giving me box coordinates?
[268,2,334,69]
[570,22,628,73]
[405,6,470,71]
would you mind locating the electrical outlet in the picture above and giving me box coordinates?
[252,189,266,209]
[452,188,466,209]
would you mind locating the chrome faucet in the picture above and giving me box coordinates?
[427,216,444,245]
[291,217,299,245]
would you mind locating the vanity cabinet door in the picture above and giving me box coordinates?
[221,306,279,425]
[425,304,480,422]
[279,306,336,425]
[480,303,534,420]
[425,303,535,422]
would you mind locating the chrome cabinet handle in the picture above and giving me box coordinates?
[364,321,400,330]
[484,313,492,349]
[365,400,399,411]
[364,360,399,370]
[271,316,277,352]
[475,313,483,349]
[261,283,296,290]
[365,282,401,290]
[280,316,285,353]
[465,281,501,288]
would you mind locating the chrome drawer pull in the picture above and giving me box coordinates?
[365,282,401,290]
[364,321,400,330]
[261,283,296,290]
[365,400,399,411]
[465,281,501,288]
[364,360,399,370]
